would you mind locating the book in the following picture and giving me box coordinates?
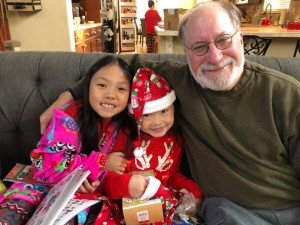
[4,163,49,185]
[26,166,101,225]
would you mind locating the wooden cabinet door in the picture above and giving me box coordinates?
[95,37,102,52]
[81,0,101,23]
[83,39,92,52]
[90,27,98,52]
[74,26,103,52]
[75,43,85,52]
[0,0,11,51]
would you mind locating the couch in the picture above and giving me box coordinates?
[1,51,300,179]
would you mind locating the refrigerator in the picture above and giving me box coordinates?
[100,0,119,53]
[100,0,138,53]
[118,0,137,52]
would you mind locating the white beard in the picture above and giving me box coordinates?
[188,56,244,91]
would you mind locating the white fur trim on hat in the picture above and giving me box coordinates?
[128,90,176,115]
[139,176,161,200]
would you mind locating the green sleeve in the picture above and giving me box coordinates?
[129,54,187,82]
[130,54,161,72]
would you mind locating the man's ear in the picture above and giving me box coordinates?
[240,33,244,45]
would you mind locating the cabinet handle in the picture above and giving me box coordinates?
[82,44,87,52]
[92,31,97,34]
[76,35,81,39]
[85,33,90,37]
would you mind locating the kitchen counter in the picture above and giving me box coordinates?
[240,25,300,38]
[73,23,102,31]
[155,25,300,56]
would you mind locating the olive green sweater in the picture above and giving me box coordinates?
[72,55,300,209]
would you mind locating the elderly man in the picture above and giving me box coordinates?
[40,1,300,224]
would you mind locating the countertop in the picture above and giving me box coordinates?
[155,25,300,38]
[73,23,102,31]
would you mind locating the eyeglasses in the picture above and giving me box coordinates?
[184,30,239,56]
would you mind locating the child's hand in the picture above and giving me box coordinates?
[129,175,148,199]
[176,188,201,216]
[178,188,202,205]
[77,179,100,193]
[104,152,127,175]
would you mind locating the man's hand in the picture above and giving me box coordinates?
[40,91,73,134]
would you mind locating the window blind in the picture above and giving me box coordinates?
[263,0,291,11]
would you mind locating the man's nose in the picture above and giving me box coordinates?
[206,43,223,64]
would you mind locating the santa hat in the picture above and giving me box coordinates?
[128,68,176,158]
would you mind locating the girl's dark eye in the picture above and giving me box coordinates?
[143,114,151,118]
[162,109,168,113]
[97,83,105,87]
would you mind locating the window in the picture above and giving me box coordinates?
[263,0,291,11]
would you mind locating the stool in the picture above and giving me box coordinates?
[293,39,300,57]
[243,35,272,56]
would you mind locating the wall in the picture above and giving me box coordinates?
[7,0,75,51]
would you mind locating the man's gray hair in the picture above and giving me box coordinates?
[178,1,242,44]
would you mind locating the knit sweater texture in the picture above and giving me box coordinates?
[103,132,202,200]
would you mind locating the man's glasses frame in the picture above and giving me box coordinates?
[184,30,239,56]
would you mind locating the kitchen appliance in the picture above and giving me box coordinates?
[100,0,119,53]
[6,0,42,12]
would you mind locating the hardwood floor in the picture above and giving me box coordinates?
[136,42,147,54]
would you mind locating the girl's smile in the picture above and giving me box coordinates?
[89,63,130,122]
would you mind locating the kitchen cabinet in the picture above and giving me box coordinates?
[81,0,101,23]
[74,24,103,52]
[119,0,136,52]
[0,0,11,51]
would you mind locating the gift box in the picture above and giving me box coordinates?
[122,197,163,225]
[164,8,188,31]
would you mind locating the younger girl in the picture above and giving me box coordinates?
[101,68,203,225]
[0,55,137,224]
